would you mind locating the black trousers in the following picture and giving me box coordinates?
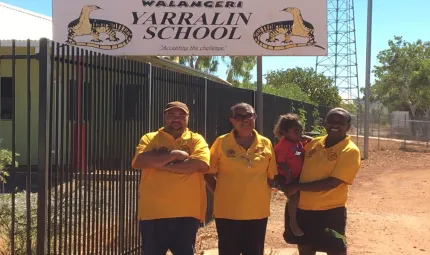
[215,218,268,255]
[283,202,347,253]
[140,217,200,255]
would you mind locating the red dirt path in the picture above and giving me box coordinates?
[196,149,430,254]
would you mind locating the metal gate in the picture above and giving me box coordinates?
[0,38,330,255]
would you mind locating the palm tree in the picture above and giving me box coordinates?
[163,56,220,73]
[163,56,257,87]
[223,56,257,86]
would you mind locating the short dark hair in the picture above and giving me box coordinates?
[325,107,352,124]
[230,102,254,117]
[273,113,302,139]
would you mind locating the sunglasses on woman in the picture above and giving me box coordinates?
[233,113,257,121]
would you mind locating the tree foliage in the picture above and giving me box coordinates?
[165,56,257,86]
[264,67,342,107]
[237,80,312,104]
[372,36,430,119]
[0,139,19,184]
[340,102,358,116]
[223,56,257,86]
[413,58,430,118]
[166,57,345,110]
[167,56,220,73]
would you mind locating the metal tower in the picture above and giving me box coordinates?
[316,0,360,106]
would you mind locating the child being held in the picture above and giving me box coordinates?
[273,113,312,237]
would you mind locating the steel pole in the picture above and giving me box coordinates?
[363,0,373,159]
[256,56,263,133]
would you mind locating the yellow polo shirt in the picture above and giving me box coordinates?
[131,128,210,222]
[298,135,361,211]
[208,130,278,220]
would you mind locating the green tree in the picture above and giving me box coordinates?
[167,56,220,73]
[372,36,430,119]
[0,139,19,184]
[264,67,342,107]
[223,56,257,86]
[165,56,258,85]
[413,58,430,119]
[263,84,312,103]
[340,102,358,116]
[237,81,312,103]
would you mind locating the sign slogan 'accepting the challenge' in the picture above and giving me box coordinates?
[53,0,327,56]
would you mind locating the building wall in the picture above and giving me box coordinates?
[1,43,147,168]
[0,2,52,40]
[0,44,144,168]
[0,46,40,166]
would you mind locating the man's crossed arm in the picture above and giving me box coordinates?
[132,149,208,174]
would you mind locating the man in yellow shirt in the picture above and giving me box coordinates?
[283,108,361,255]
[131,101,210,255]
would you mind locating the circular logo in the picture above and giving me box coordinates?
[255,148,265,157]
[179,145,191,154]
[308,149,316,156]
[158,146,168,153]
[226,149,236,157]
[327,152,338,161]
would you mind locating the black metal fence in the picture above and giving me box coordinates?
[0,38,330,254]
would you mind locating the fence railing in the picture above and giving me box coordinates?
[0,38,330,254]
[351,113,430,152]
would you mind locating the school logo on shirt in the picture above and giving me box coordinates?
[158,146,169,153]
[327,152,338,161]
[308,148,316,157]
[179,145,191,154]
[226,149,236,157]
[254,148,266,157]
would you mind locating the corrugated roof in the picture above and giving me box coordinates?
[0,2,51,21]
[0,2,52,40]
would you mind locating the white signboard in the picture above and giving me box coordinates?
[53,0,327,56]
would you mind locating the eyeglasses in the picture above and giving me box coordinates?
[233,113,257,121]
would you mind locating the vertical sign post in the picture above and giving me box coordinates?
[256,56,263,133]
[364,0,373,159]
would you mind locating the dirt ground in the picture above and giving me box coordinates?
[195,139,430,254]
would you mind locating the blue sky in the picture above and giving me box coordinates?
[3,0,430,92]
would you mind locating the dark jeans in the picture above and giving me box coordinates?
[215,218,268,255]
[140,217,200,255]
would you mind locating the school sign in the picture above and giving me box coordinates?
[52,0,327,56]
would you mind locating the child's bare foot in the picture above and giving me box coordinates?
[290,220,304,236]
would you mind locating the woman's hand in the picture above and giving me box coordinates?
[267,178,274,188]
[301,135,313,143]
[204,174,217,193]
[283,183,300,196]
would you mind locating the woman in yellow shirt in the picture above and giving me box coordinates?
[205,102,278,255]
[283,108,361,255]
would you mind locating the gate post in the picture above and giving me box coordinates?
[204,78,208,139]
[119,59,126,254]
[146,63,153,131]
[36,37,50,255]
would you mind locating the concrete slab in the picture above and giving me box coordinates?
[201,248,326,255]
